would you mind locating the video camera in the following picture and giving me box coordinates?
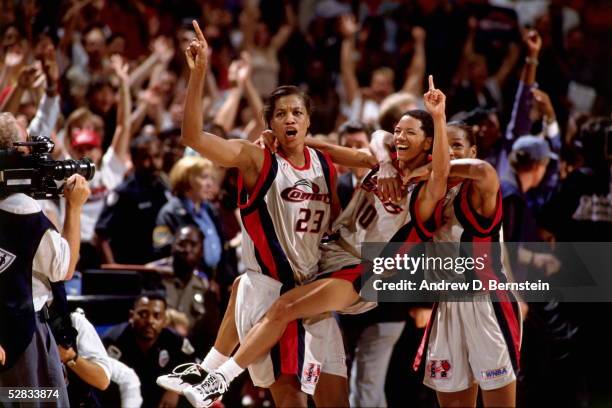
[0,136,95,199]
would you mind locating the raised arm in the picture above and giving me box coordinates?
[339,14,359,104]
[129,36,174,92]
[418,76,449,220]
[0,64,40,114]
[239,4,257,50]
[453,17,477,85]
[109,55,132,165]
[505,30,541,142]
[183,21,263,175]
[213,58,245,133]
[242,53,266,141]
[493,42,520,89]
[401,26,426,96]
[27,43,61,139]
[269,2,296,52]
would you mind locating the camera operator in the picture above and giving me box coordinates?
[57,308,112,407]
[0,112,90,404]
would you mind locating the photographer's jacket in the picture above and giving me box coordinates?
[0,193,69,369]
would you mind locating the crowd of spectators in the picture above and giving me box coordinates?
[1,0,610,406]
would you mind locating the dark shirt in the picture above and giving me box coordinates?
[95,174,169,264]
[336,172,356,210]
[102,322,194,408]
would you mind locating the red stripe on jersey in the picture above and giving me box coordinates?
[280,320,299,375]
[413,302,439,372]
[471,236,500,284]
[399,229,423,254]
[241,210,279,281]
[413,200,437,238]
[495,292,522,370]
[329,264,362,283]
[459,184,503,234]
[238,148,273,210]
[277,147,311,170]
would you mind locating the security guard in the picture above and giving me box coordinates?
[96,135,170,264]
[102,294,195,408]
[148,225,216,327]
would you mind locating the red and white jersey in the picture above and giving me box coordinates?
[238,147,336,286]
[318,166,435,284]
[332,166,410,257]
[413,182,521,379]
[429,181,506,283]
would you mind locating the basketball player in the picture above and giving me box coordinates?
[183,76,449,408]
[157,20,369,408]
[409,122,521,407]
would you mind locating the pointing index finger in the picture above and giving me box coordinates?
[428,75,435,91]
[192,20,205,41]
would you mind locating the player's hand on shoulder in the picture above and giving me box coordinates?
[403,163,431,185]
[377,161,402,203]
[254,129,278,153]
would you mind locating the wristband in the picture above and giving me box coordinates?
[525,57,539,66]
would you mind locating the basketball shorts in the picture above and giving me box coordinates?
[419,292,522,392]
[234,271,347,395]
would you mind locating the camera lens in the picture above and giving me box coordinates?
[52,158,96,181]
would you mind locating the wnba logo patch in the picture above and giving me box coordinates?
[0,247,16,274]
[481,366,509,381]
[427,359,452,380]
[303,363,321,384]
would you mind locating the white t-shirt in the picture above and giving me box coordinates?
[70,311,112,381]
[61,147,127,242]
[0,194,70,311]
[108,358,143,407]
[348,94,381,126]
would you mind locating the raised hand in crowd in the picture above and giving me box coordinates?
[153,36,175,66]
[339,14,359,39]
[402,26,427,96]
[532,88,556,124]
[41,43,59,96]
[109,54,133,164]
[521,29,542,86]
[524,28,542,59]
[0,64,42,113]
[0,344,5,366]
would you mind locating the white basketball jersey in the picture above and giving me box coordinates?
[332,166,410,258]
[238,147,336,285]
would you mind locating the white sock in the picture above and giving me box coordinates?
[216,358,244,383]
[201,348,229,372]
